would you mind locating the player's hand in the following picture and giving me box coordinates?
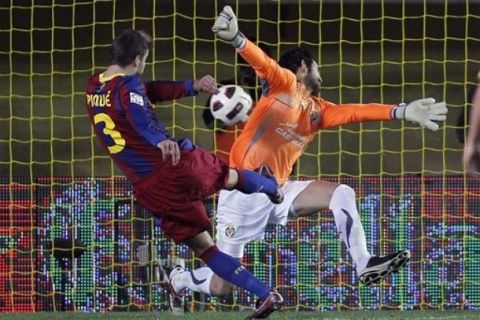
[157,139,180,166]
[193,74,219,94]
[394,98,448,131]
[212,5,246,49]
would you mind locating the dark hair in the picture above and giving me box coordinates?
[278,47,315,74]
[109,29,152,67]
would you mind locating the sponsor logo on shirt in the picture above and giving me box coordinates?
[310,111,320,126]
[129,92,144,106]
[275,123,308,149]
[225,224,236,238]
[278,122,298,129]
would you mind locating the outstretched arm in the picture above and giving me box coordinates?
[319,100,395,128]
[145,75,218,103]
[392,98,447,131]
[144,80,196,104]
[212,6,295,95]
[319,98,447,131]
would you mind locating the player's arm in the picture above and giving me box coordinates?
[145,75,218,103]
[121,88,190,165]
[319,100,395,128]
[463,79,480,173]
[238,40,296,94]
[319,98,447,131]
[121,87,172,145]
[212,6,295,94]
[145,80,196,103]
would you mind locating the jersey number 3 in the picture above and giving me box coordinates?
[93,113,125,154]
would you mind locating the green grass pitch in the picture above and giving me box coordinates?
[0,311,479,320]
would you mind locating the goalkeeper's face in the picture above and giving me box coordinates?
[304,60,322,96]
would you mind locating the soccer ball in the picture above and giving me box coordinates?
[209,85,253,126]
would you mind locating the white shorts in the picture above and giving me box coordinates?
[215,180,312,258]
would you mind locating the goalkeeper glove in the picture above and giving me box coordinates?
[212,5,246,49]
[393,98,448,131]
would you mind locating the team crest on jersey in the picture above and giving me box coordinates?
[129,92,144,106]
[310,111,320,126]
[225,224,236,238]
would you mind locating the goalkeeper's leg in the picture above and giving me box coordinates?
[328,184,410,285]
[328,184,372,272]
[293,182,372,272]
[293,181,409,285]
[358,250,411,286]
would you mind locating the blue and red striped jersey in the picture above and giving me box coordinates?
[85,72,196,184]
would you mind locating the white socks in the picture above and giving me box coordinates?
[329,184,371,273]
[172,267,213,295]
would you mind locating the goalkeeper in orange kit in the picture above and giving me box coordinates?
[167,6,448,317]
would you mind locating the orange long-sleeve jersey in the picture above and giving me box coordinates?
[229,39,396,185]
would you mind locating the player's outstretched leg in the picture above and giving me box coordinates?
[358,250,411,286]
[169,263,284,319]
[231,168,284,204]
[186,238,282,319]
[256,165,284,204]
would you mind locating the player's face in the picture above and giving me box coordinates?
[304,60,322,96]
[137,51,149,75]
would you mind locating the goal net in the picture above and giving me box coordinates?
[0,0,479,313]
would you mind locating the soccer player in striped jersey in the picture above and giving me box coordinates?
[170,6,448,317]
[85,29,285,318]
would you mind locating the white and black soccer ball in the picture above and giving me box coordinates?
[209,85,253,126]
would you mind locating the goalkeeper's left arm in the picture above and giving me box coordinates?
[319,98,447,131]
[391,98,448,131]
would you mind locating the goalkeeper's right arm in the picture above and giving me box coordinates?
[212,5,246,49]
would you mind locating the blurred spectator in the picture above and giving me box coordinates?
[456,74,479,144]
[462,71,480,173]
